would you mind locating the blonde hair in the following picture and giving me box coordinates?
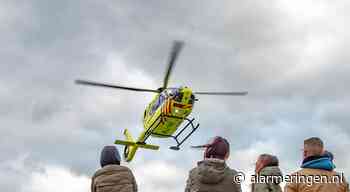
[304,137,324,156]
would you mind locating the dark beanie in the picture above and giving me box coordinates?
[100,145,121,167]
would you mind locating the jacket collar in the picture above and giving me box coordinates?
[301,156,335,171]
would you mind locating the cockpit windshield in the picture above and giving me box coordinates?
[165,88,183,102]
[165,88,179,97]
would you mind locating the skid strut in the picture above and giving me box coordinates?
[151,115,200,150]
[140,112,200,150]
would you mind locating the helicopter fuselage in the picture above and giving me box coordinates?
[141,87,194,139]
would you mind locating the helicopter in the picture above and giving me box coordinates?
[75,41,247,162]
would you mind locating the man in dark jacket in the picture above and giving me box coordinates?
[185,136,242,192]
[91,145,137,192]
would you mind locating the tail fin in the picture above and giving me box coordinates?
[115,129,159,162]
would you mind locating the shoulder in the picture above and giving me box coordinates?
[107,164,132,171]
[188,167,198,177]
[289,168,310,176]
[285,170,302,188]
[230,168,239,175]
[94,165,134,177]
[119,165,133,171]
[297,168,338,176]
[223,166,242,186]
[117,165,135,177]
[226,166,240,176]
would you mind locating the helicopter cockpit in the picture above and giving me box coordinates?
[164,88,195,104]
[149,89,181,115]
[163,88,181,102]
[164,88,178,98]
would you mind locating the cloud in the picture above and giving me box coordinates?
[22,166,90,192]
[0,154,89,192]
[131,160,187,192]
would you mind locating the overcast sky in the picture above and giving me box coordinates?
[1,0,349,192]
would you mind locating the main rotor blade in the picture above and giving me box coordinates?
[194,91,248,96]
[162,40,184,89]
[75,79,159,93]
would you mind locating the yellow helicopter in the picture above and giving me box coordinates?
[75,41,247,162]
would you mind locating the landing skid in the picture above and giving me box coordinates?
[151,116,200,150]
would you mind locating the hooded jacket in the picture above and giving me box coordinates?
[285,156,348,192]
[185,158,242,192]
[91,146,137,192]
[252,166,283,192]
[91,165,137,192]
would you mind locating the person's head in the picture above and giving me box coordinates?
[100,145,121,167]
[323,150,334,161]
[203,136,230,160]
[255,154,279,173]
[303,137,324,159]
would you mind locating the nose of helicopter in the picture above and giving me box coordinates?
[179,87,195,104]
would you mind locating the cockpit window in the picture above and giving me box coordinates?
[150,94,165,115]
[165,88,183,102]
[166,88,178,97]
[174,92,183,102]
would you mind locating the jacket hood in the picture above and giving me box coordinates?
[259,166,283,184]
[301,157,335,171]
[197,158,228,184]
[100,146,121,167]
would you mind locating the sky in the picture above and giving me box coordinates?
[1,0,349,191]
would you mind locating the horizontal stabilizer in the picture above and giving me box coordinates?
[114,139,160,150]
[114,140,136,146]
[138,143,160,150]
